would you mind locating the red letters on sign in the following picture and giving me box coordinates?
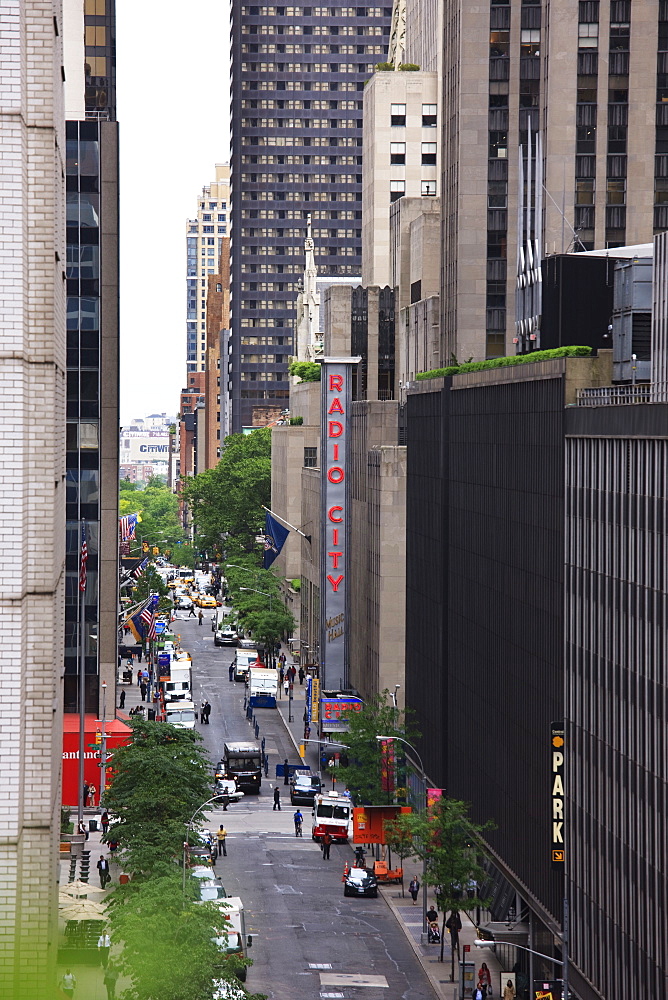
[332,528,339,544]
[328,507,343,522]
[328,551,341,568]
[328,467,344,484]
[327,575,344,592]
[329,374,343,391]
[328,398,344,415]
[329,421,343,437]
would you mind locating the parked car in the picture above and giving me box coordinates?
[175,596,194,610]
[214,627,239,647]
[343,867,378,898]
[238,636,256,649]
[213,778,245,805]
[187,844,216,866]
[196,879,228,903]
[190,865,216,881]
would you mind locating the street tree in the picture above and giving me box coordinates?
[331,692,418,806]
[242,608,295,657]
[393,796,493,973]
[382,816,415,897]
[104,720,213,876]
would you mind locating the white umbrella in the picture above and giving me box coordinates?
[60,880,107,898]
[59,899,107,921]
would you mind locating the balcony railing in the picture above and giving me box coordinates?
[576,384,652,406]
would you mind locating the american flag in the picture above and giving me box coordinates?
[132,556,149,579]
[139,594,158,626]
[119,513,138,541]
[79,523,88,592]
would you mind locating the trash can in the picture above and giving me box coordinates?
[148,708,156,721]
[88,819,98,832]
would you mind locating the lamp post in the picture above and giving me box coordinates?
[376,735,428,938]
[99,682,107,809]
[182,795,220,898]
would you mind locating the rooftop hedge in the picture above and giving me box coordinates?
[416,345,593,381]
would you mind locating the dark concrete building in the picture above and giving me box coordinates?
[229,1,391,431]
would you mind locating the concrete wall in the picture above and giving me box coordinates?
[0,2,66,992]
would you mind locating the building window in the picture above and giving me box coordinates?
[304,446,317,467]
[203,225,214,233]
[578,23,599,48]
[422,104,437,127]
[390,142,406,164]
[391,103,406,126]
[421,180,436,196]
[202,214,212,221]
[390,180,405,201]
[421,142,437,165]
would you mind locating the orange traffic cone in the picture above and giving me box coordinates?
[342,862,349,882]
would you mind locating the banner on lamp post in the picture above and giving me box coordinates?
[319,357,360,693]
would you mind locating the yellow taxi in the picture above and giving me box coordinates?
[198,595,217,609]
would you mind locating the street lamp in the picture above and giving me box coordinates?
[376,735,428,937]
[239,587,273,612]
[99,682,107,809]
[182,795,220,898]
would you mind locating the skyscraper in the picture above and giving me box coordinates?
[229,1,391,431]
[439,0,661,363]
[186,164,230,374]
[64,0,119,718]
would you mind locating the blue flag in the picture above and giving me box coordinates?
[263,512,290,569]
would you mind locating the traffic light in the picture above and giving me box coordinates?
[152,546,159,555]
[94,730,102,745]
[142,541,149,553]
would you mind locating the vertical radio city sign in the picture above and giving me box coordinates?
[320,357,361,692]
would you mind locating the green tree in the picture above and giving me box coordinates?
[382,816,415,897]
[242,608,295,654]
[331,692,418,806]
[393,797,493,973]
[132,566,167,602]
[120,478,187,555]
[181,429,271,552]
[104,721,213,876]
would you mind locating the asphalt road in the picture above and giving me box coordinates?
[173,612,437,1000]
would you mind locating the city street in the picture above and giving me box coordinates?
[172,612,438,1000]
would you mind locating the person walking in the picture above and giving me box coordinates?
[97,931,111,967]
[118,689,125,710]
[188,605,196,617]
[137,646,142,663]
[446,910,462,952]
[321,832,332,860]
[473,983,487,1000]
[100,811,110,837]
[478,962,492,994]
[202,700,211,724]
[103,964,119,1000]
[228,663,234,682]
[502,980,516,1000]
[60,969,77,998]
[198,609,204,626]
[83,783,90,807]
[408,874,421,905]
[140,681,147,702]
[136,668,142,687]
[97,854,111,888]
[298,666,304,685]
[216,824,227,857]
[303,724,311,741]
[426,905,438,924]
[293,809,303,837]
[273,786,281,811]
[283,759,289,785]
[88,783,97,808]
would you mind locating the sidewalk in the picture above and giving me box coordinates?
[273,649,505,1000]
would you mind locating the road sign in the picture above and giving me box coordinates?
[154,621,166,634]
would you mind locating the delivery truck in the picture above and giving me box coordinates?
[233,648,259,682]
[247,666,277,709]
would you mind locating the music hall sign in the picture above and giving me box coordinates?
[320,357,360,691]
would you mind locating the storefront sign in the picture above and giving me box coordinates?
[320,695,362,732]
[551,721,565,869]
[320,356,360,690]
[310,676,320,723]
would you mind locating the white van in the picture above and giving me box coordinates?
[164,700,196,730]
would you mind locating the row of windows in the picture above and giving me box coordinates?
[240,172,360,183]
[242,117,361,128]
[200,213,227,221]
[246,135,361,146]
[244,244,358,255]
[242,154,360,164]
[241,6,389,15]
[240,371,287,381]
[241,227,359,238]
[390,142,437,165]
[244,79,362,91]
[239,184,361,202]
[242,99,362,109]
[241,61,377,73]
[243,208,360,219]
[242,42,384,52]
[389,180,436,200]
[246,21,385,32]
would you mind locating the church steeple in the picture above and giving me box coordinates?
[295,215,321,363]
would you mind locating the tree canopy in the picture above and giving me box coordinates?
[181,429,271,554]
[119,477,188,560]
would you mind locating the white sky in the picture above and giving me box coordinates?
[116,0,230,425]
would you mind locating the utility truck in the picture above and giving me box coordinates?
[247,665,277,709]
[312,790,351,843]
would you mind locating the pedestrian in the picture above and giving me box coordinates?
[97,931,111,967]
[446,910,462,952]
[216,824,227,857]
[478,962,492,993]
[100,810,110,837]
[474,983,486,1000]
[298,666,304,684]
[88,784,97,808]
[83,783,90,807]
[293,809,303,837]
[60,969,77,998]
[426,905,438,924]
[188,605,196,617]
[289,665,296,682]
[283,759,289,785]
[278,664,284,685]
[140,681,147,701]
[284,678,289,697]
[198,609,203,625]
[303,725,311,741]
[322,831,332,860]
[229,663,234,682]
[103,964,119,1000]
[203,700,211,724]
[78,821,88,841]
[503,980,516,1000]
[136,668,141,687]
[303,708,308,725]
[137,647,142,663]
[118,689,125,709]
[97,854,111,888]
[273,786,281,811]
[108,838,119,854]
[409,874,420,905]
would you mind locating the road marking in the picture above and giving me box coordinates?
[309,964,332,970]
[275,885,302,894]
[320,974,388,988]
[320,994,345,998]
